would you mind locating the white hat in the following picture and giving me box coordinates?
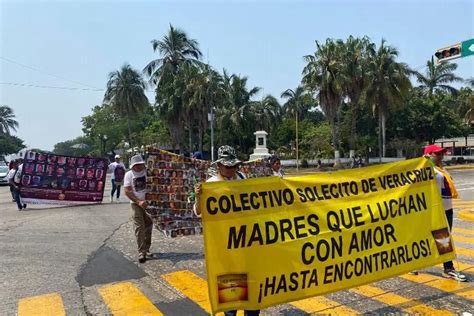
[114,154,121,159]
[130,154,145,168]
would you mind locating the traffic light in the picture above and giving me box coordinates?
[434,43,462,63]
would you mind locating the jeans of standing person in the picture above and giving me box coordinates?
[111,179,122,199]
[224,310,260,316]
[9,184,15,201]
[131,203,153,254]
[12,187,24,210]
[443,209,454,271]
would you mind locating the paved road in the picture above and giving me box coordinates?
[0,171,473,315]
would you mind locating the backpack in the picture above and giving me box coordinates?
[114,165,125,183]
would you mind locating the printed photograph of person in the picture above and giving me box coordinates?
[152,169,160,177]
[67,157,76,167]
[32,176,41,186]
[76,168,85,178]
[77,158,85,166]
[97,181,104,192]
[27,151,36,161]
[70,181,78,190]
[79,180,88,190]
[35,164,45,174]
[22,175,31,186]
[50,179,58,188]
[182,171,188,179]
[96,160,105,169]
[170,170,177,178]
[37,153,46,162]
[88,180,96,191]
[147,160,153,169]
[47,155,57,164]
[61,178,70,189]
[147,169,153,177]
[56,167,65,176]
[46,164,55,176]
[171,178,178,186]
[24,163,35,174]
[66,168,76,178]
[57,156,67,165]
[96,169,104,179]
[165,170,171,178]
[86,168,95,179]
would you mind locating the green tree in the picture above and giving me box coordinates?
[0,105,19,135]
[53,137,93,157]
[0,134,25,156]
[302,39,344,165]
[415,57,463,96]
[103,64,149,148]
[363,39,412,159]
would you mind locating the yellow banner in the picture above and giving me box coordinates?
[201,157,456,313]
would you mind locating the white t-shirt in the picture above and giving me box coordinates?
[13,164,23,184]
[434,167,453,211]
[124,169,147,202]
[7,169,16,182]
[109,161,126,180]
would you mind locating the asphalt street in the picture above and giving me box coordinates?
[0,170,473,315]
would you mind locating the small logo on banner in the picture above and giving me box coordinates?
[431,228,454,255]
[217,274,249,304]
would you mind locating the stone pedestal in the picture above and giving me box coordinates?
[249,131,271,160]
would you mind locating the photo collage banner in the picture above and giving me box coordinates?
[145,148,210,238]
[19,150,108,205]
[240,157,273,178]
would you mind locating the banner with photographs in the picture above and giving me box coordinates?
[240,158,273,178]
[145,148,210,238]
[19,150,108,205]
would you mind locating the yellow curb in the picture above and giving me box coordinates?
[459,209,474,222]
[445,164,474,170]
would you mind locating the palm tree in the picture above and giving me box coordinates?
[338,36,373,156]
[143,24,202,86]
[103,64,149,148]
[466,77,474,88]
[144,25,203,150]
[281,86,311,170]
[415,57,463,96]
[302,39,344,166]
[0,105,19,135]
[252,95,281,131]
[364,39,412,159]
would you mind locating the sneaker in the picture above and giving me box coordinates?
[442,269,467,282]
[145,251,154,259]
[116,197,120,202]
[409,271,418,275]
[23,204,27,209]
[138,253,146,263]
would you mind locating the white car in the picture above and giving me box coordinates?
[0,165,9,185]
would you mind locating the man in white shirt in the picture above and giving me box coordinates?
[108,155,126,202]
[194,146,260,316]
[8,159,26,210]
[124,154,152,263]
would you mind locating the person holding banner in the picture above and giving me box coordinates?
[269,156,283,177]
[109,154,126,202]
[194,145,260,316]
[124,154,152,263]
[8,160,27,211]
[423,144,467,282]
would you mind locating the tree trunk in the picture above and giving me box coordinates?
[330,116,341,167]
[296,111,299,172]
[198,125,203,154]
[127,116,133,153]
[381,111,386,158]
[349,105,358,157]
[378,110,382,163]
[188,123,192,153]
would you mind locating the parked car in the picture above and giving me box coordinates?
[0,165,9,185]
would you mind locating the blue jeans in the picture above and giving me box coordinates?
[13,187,24,210]
[224,311,260,316]
[111,179,121,199]
[443,209,454,271]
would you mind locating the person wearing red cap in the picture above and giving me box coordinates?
[421,144,467,281]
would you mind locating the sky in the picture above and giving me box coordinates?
[1,0,473,151]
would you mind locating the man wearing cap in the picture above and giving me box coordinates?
[195,146,260,316]
[124,154,152,263]
[108,154,126,202]
[422,144,467,282]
